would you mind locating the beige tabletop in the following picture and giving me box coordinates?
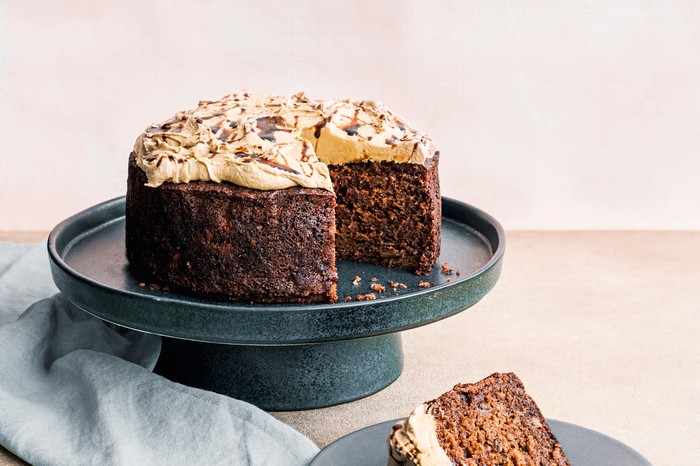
[1,231,698,466]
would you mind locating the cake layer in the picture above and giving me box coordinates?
[329,155,441,275]
[126,156,338,303]
[389,373,570,465]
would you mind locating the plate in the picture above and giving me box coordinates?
[48,196,504,345]
[310,419,653,466]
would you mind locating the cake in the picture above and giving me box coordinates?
[126,92,441,303]
[388,373,570,465]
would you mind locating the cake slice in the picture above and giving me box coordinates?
[388,373,570,465]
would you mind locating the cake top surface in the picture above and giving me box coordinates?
[388,373,570,466]
[133,92,436,191]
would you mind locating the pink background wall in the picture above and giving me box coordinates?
[1,1,699,230]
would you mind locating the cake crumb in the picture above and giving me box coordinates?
[352,276,361,286]
[344,296,353,302]
[356,293,376,301]
[148,283,160,291]
[371,283,386,293]
[387,280,400,290]
[388,280,407,289]
[371,277,378,282]
[162,286,170,292]
[138,283,146,288]
[418,281,431,288]
[446,278,452,282]
[456,270,461,276]
[441,262,453,275]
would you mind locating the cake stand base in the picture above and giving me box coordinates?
[154,333,404,411]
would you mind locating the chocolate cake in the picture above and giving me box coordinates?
[388,373,570,465]
[126,92,440,303]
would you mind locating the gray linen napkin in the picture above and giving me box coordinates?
[0,242,319,466]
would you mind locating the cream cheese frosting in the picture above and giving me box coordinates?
[133,92,436,191]
[388,404,452,466]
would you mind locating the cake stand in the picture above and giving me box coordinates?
[48,196,505,410]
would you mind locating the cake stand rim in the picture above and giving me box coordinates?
[48,195,505,344]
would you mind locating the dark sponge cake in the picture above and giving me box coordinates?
[329,154,441,276]
[127,91,441,303]
[126,156,338,303]
[389,373,570,465]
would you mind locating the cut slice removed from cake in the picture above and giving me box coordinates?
[388,372,570,466]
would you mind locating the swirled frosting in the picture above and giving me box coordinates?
[388,404,452,466]
[133,92,436,191]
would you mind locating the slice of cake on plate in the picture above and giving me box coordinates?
[388,372,570,465]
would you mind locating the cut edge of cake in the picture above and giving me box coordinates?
[329,154,441,276]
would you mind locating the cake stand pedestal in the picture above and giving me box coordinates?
[48,197,504,410]
[155,333,403,410]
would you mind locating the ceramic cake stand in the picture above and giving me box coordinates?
[48,196,504,411]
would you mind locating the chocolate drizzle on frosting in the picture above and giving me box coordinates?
[313,119,327,138]
[340,109,362,136]
[133,91,436,191]
[255,116,292,142]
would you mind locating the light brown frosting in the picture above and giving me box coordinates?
[133,92,436,191]
[387,404,452,466]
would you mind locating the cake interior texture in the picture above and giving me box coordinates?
[126,157,338,303]
[329,155,440,276]
[429,372,569,465]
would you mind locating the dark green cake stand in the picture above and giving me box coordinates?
[48,196,504,410]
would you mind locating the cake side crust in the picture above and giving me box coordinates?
[126,155,338,303]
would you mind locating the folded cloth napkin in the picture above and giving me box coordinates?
[0,242,319,466]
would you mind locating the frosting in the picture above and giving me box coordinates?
[387,404,452,466]
[133,92,436,191]
[304,98,435,165]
